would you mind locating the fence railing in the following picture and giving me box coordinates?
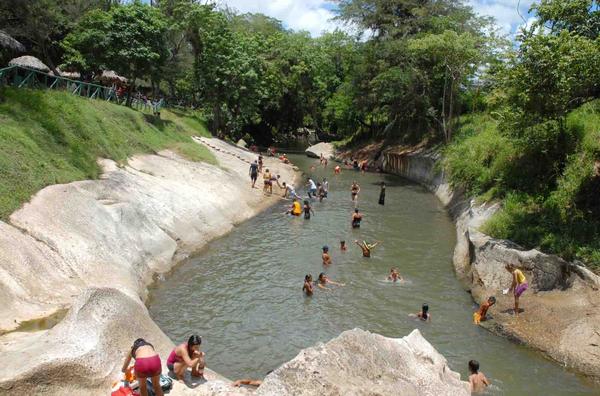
[0,65,164,112]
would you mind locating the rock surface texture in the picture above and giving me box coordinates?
[257,329,470,396]
[305,142,335,159]
[0,138,298,394]
[381,145,600,379]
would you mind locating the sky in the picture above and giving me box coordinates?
[217,0,537,38]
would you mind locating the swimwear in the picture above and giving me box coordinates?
[352,217,362,228]
[135,355,162,378]
[514,282,528,297]
[473,312,482,325]
[304,206,311,219]
[166,345,185,371]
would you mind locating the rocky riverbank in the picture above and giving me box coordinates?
[0,138,472,395]
[333,142,600,380]
[0,138,299,394]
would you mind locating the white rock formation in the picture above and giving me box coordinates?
[305,142,335,159]
[257,329,470,396]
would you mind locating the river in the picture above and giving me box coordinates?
[148,154,597,394]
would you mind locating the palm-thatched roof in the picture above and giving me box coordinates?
[0,30,25,52]
[8,55,49,72]
[99,70,127,83]
[50,68,81,79]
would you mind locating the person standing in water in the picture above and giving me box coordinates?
[318,273,345,287]
[303,200,315,219]
[322,178,329,198]
[322,246,332,265]
[354,240,380,258]
[351,181,360,202]
[307,178,317,199]
[505,263,528,316]
[468,360,490,393]
[351,208,363,228]
[289,197,302,216]
[378,182,386,205]
[303,274,314,296]
[249,161,259,188]
[340,240,347,251]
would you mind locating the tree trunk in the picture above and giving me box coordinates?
[126,77,136,107]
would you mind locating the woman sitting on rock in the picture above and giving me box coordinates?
[167,335,205,382]
[122,338,164,396]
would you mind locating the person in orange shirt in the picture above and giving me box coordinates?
[473,296,496,324]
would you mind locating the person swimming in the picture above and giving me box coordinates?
[351,208,362,228]
[318,272,345,287]
[411,303,431,322]
[322,246,332,265]
[354,239,380,258]
[468,360,490,393]
[303,274,314,296]
[334,165,341,175]
[387,268,402,282]
[340,240,347,251]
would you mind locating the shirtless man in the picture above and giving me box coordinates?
[468,360,490,393]
[355,239,380,258]
[322,246,332,265]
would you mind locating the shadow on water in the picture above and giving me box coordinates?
[148,154,598,395]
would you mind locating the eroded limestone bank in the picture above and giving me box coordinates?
[0,138,299,394]
[369,145,600,379]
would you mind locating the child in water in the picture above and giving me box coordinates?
[303,275,314,296]
[322,246,332,265]
[303,200,315,219]
[468,360,490,393]
[354,240,380,258]
[351,208,362,228]
[410,303,431,321]
[288,198,302,216]
[318,273,345,288]
[473,296,496,325]
[340,240,347,251]
[387,268,402,282]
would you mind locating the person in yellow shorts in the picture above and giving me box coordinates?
[473,296,496,324]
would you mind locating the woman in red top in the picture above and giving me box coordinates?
[121,338,163,396]
[167,335,205,382]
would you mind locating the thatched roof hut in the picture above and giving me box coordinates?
[99,70,127,83]
[50,68,81,79]
[8,55,49,72]
[0,30,25,53]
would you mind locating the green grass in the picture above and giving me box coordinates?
[444,102,600,270]
[0,87,215,220]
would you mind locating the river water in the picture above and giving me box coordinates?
[148,154,597,394]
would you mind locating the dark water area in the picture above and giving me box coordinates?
[148,154,598,394]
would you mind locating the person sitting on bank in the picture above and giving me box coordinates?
[166,335,205,382]
[122,338,164,396]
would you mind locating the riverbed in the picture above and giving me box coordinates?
[148,154,598,394]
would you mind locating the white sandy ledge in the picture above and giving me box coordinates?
[0,138,470,395]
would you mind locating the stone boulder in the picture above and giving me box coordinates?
[0,288,227,396]
[257,328,470,396]
[305,142,335,159]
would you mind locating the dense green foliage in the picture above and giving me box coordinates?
[444,0,600,269]
[0,87,213,219]
[2,0,599,267]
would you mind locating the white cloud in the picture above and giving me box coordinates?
[468,0,535,37]
[217,0,340,37]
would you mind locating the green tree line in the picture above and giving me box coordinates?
[2,0,599,267]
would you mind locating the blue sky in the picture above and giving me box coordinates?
[216,0,536,38]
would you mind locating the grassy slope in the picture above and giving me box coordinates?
[444,101,600,269]
[0,87,215,220]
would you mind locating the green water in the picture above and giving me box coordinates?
[148,154,598,394]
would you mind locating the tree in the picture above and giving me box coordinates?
[62,1,168,105]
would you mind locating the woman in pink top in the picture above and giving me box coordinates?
[167,334,205,382]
